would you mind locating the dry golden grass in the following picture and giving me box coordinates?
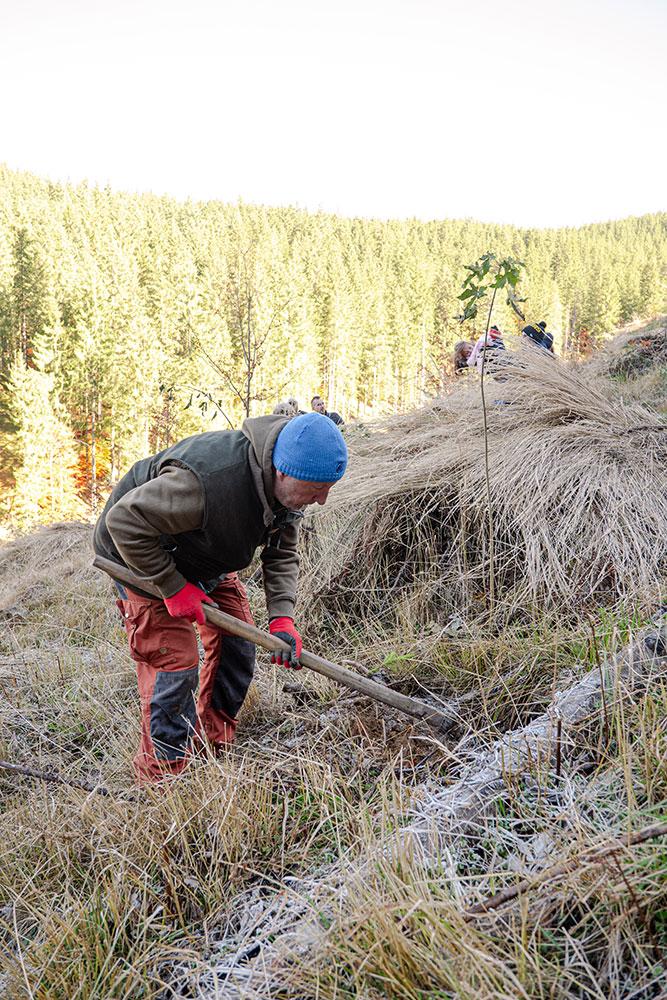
[0,334,665,998]
[299,340,667,640]
[588,321,667,415]
[590,320,667,381]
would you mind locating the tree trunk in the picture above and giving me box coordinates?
[90,394,97,511]
[110,405,117,484]
[404,616,667,857]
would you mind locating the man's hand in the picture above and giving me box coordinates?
[269,617,303,669]
[164,582,215,625]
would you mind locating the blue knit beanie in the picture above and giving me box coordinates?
[273,413,348,483]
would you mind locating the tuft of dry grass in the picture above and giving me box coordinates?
[0,730,410,996]
[299,341,667,640]
[267,826,667,1000]
[178,664,667,1000]
[591,321,667,381]
[588,320,667,416]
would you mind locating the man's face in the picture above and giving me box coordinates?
[273,471,333,510]
[312,398,326,414]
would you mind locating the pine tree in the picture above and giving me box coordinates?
[0,226,56,370]
[0,165,665,522]
[0,356,82,527]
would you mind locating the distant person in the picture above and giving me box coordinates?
[538,321,554,353]
[453,340,474,373]
[522,321,554,353]
[272,401,293,416]
[311,395,344,427]
[286,396,305,415]
[467,326,506,372]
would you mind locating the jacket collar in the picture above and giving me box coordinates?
[242,415,291,527]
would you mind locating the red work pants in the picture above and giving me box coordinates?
[116,574,256,783]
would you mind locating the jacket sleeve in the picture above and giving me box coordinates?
[467,336,483,367]
[261,521,300,619]
[105,465,205,598]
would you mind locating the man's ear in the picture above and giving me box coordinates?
[273,468,287,493]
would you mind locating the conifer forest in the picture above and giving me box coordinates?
[0,163,666,528]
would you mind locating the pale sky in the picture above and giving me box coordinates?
[0,0,665,227]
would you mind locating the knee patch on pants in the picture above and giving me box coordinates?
[211,636,256,719]
[151,667,198,760]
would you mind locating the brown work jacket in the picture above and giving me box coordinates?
[93,415,299,619]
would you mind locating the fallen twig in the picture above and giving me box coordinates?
[464,819,667,918]
[0,759,135,801]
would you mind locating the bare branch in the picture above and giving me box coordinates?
[464,820,667,919]
[0,758,137,801]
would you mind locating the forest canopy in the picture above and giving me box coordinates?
[0,163,665,527]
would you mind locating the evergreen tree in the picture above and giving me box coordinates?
[0,165,664,522]
[0,356,82,527]
[0,226,56,369]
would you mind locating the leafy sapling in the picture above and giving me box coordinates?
[456,253,526,612]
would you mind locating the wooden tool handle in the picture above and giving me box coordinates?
[93,555,455,732]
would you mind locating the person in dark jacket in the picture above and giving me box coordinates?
[94,412,347,782]
[311,395,345,427]
[522,321,554,353]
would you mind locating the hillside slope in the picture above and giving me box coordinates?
[0,335,665,998]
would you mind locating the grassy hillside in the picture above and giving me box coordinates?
[0,325,665,998]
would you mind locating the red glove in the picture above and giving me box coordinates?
[269,617,302,669]
[164,582,215,625]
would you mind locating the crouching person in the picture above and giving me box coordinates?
[93,413,347,782]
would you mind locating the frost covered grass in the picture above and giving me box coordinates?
[0,528,664,998]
